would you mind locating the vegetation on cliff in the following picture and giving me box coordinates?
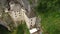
[36,0,60,34]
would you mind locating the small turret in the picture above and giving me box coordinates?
[9,1,15,10]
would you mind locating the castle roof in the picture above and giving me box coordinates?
[9,0,36,18]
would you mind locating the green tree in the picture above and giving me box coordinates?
[36,0,60,34]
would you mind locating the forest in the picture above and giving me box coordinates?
[36,0,60,34]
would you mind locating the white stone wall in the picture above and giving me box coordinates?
[9,9,24,21]
[29,17,36,27]
[23,12,30,28]
[23,10,36,28]
[20,8,30,28]
[9,3,36,29]
[9,3,24,21]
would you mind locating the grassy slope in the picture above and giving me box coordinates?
[35,0,60,34]
[39,11,60,34]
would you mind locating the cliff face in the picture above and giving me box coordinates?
[28,0,38,7]
[0,0,9,8]
[0,0,38,13]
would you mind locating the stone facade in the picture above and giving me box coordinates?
[8,1,37,29]
[4,0,41,34]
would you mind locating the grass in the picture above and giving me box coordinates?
[39,11,60,34]
[35,0,60,34]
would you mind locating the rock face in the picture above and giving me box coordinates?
[0,24,10,34]
[0,20,11,31]
[0,0,9,9]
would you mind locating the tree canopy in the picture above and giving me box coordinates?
[36,0,60,34]
[36,0,60,14]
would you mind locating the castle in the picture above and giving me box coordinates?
[4,0,41,34]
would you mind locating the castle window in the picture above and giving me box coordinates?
[19,15,21,16]
[19,12,20,14]
[15,13,16,15]
[31,19,32,21]
[30,25,32,29]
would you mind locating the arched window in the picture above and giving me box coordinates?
[15,13,16,15]
[19,15,21,16]
[19,12,20,14]
[17,11,18,12]
[31,19,32,21]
